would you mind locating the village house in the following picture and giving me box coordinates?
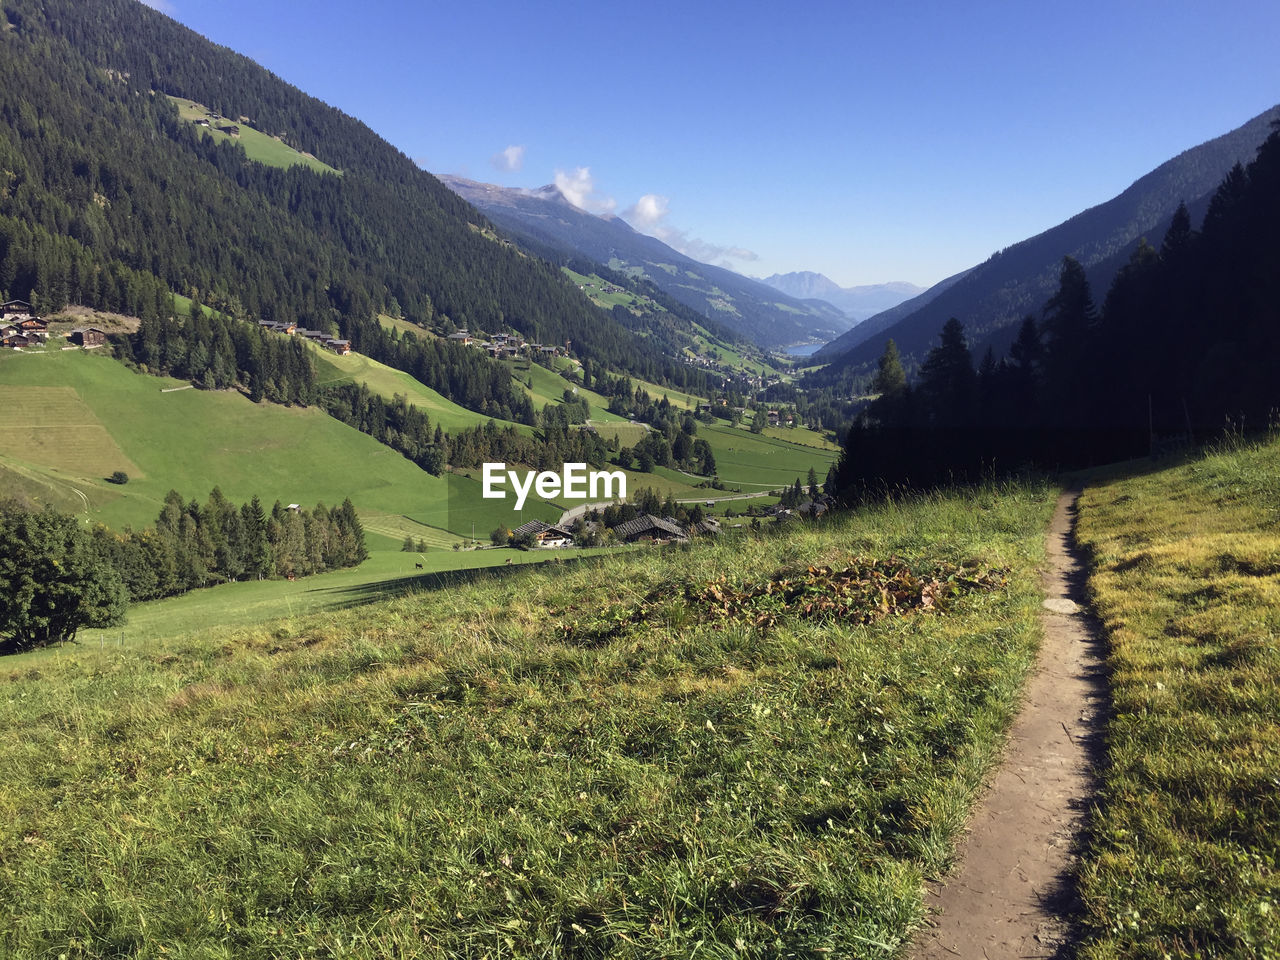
[0,299,34,320]
[612,514,688,544]
[689,517,722,537]
[2,333,32,349]
[511,519,575,548]
[16,317,48,340]
[446,330,472,345]
[69,327,107,348]
[324,338,351,355]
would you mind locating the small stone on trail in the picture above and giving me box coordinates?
[1042,597,1080,614]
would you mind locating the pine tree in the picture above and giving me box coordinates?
[872,339,907,397]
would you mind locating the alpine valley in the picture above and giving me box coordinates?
[1,2,1279,959]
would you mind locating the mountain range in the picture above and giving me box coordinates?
[757,273,925,322]
[0,0,727,397]
[440,176,853,350]
[812,102,1280,375]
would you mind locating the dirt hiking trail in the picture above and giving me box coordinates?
[913,488,1107,959]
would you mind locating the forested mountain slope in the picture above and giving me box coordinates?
[811,103,1280,378]
[441,176,852,349]
[0,0,698,388]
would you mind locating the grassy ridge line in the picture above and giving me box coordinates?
[0,480,1055,957]
[1075,436,1280,959]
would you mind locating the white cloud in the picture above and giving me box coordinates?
[622,194,758,269]
[491,144,525,173]
[139,0,176,13]
[627,193,669,230]
[553,167,616,214]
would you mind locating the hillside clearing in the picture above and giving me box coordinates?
[168,95,340,175]
[0,350,449,534]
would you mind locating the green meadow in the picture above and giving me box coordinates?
[69,546,618,651]
[699,422,838,490]
[376,313,430,338]
[0,479,1057,957]
[168,95,341,176]
[307,344,526,435]
[0,350,457,536]
[502,356,624,422]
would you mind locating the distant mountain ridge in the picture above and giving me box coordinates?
[812,103,1280,374]
[758,272,924,321]
[440,176,854,350]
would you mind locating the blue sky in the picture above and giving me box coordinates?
[145,0,1280,288]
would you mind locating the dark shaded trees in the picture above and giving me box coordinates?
[0,504,127,652]
[833,128,1280,501]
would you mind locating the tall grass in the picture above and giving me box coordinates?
[0,480,1054,957]
[1075,435,1280,959]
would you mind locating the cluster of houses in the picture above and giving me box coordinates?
[193,112,241,136]
[255,319,351,355]
[509,514,721,549]
[1,300,48,349]
[766,409,796,427]
[692,397,797,428]
[577,280,652,303]
[1,300,107,350]
[445,329,566,360]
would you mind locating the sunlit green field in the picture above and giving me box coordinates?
[0,350,446,533]
[308,345,528,435]
[169,95,340,175]
[65,546,618,650]
[1075,435,1280,959]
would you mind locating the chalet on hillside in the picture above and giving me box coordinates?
[69,327,107,348]
[16,317,48,339]
[0,299,33,319]
[613,514,688,544]
[2,333,31,349]
[324,338,351,355]
[447,330,472,345]
[511,519,575,548]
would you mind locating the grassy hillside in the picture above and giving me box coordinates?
[1075,435,1280,959]
[0,479,1056,957]
[308,344,528,435]
[168,95,341,176]
[0,349,470,538]
[75,546,619,648]
[699,423,838,490]
[501,357,625,423]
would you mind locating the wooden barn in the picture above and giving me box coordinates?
[70,327,107,348]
